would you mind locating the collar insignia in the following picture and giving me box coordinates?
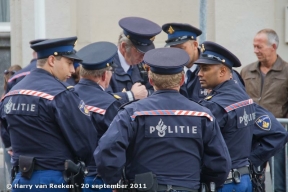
[205,95,212,100]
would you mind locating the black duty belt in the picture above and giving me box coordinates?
[225,166,250,184]
[157,184,198,192]
[14,164,48,173]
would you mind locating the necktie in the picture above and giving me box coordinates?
[127,66,133,76]
[186,70,192,83]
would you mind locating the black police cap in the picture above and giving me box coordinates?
[194,41,241,68]
[31,36,81,61]
[144,48,189,74]
[76,41,117,70]
[119,17,161,53]
[162,23,202,47]
[29,39,47,45]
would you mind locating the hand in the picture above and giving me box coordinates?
[7,150,13,156]
[131,82,148,100]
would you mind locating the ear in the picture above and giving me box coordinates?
[119,42,127,55]
[180,72,185,86]
[47,55,55,67]
[148,72,154,86]
[193,40,198,48]
[101,71,107,81]
[220,65,229,77]
[272,43,277,50]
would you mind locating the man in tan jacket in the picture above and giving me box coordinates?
[241,28,288,192]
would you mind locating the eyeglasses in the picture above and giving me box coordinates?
[4,70,16,75]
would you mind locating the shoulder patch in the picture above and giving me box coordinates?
[255,115,271,131]
[205,95,213,100]
[113,94,121,99]
[78,100,90,116]
[67,86,74,89]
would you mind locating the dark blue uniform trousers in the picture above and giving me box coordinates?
[217,175,252,192]
[12,170,68,192]
[83,176,112,192]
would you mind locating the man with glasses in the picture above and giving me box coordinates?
[106,17,162,102]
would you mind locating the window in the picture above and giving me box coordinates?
[0,0,10,22]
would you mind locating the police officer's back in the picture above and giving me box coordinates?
[74,41,125,192]
[95,48,231,191]
[0,37,97,192]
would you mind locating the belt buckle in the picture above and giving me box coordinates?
[232,169,241,184]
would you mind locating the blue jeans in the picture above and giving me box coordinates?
[217,175,252,192]
[12,170,69,192]
[271,148,286,192]
[83,176,112,192]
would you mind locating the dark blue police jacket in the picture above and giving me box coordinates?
[95,90,231,189]
[181,67,245,102]
[199,80,255,169]
[6,59,37,93]
[0,68,97,170]
[106,53,153,101]
[74,78,125,176]
[250,104,288,167]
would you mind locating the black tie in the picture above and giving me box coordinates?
[186,70,192,83]
[127,66,133,76]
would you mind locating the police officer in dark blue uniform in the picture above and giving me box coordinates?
[6,39,47,93]
[196,41,288,191]
[162,23,245,102]
[106,17,162,102]
[0,37,97,192]
[95,47,231,191]
[74,41,126,192]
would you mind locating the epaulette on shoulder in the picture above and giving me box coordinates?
[119,99,139,111]
[107,92,122,100]
[113,94,121,100]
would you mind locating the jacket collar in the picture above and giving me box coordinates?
[113,53,127,76]
[152,89,179,96]
[250,55,284,72]
[78,78,104,91]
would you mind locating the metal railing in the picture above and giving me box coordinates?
[272,118,288,192]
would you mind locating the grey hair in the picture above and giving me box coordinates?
[79,65,109,78]
[117,31,133,52]
[257,29,279,49]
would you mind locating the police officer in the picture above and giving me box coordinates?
[74,41,126,192]
[95,47,231,191]
[106,17,162,102]
[196,41,288,191]
[0,37,97,192]
[162,23,245,102]
[6,39,47,93]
